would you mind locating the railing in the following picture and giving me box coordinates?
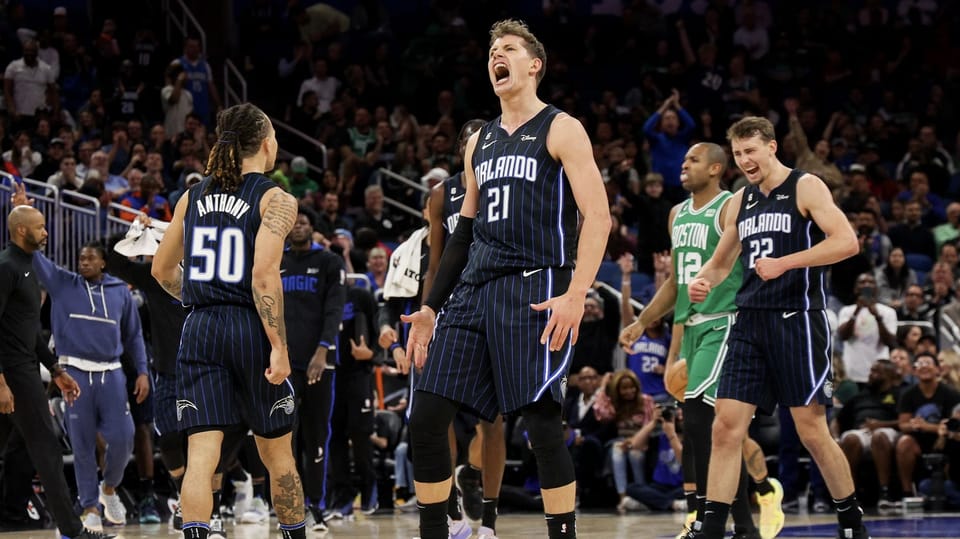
[223,58,247,108]
[376,167,430,220]
[163,0,207,55]
[269,116,328,172]
[939,312,960,353]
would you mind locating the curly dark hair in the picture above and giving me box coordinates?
[204,103,271,194]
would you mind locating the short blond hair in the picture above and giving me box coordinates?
[727,116,776,143]
[489,19,547,84]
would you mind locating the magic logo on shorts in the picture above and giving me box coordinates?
[176,399,198,421]
[269,395,295,416]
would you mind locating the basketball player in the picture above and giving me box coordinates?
[401,19,609,539]
[282,205,346,531]
[619,143,781,539]
[688,117,870,539]
[152,103,306,539]
[3,185,112,539]
[427,119,507,537]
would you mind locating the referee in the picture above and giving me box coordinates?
[1,186,114,539]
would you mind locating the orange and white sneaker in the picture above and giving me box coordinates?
[757,478,785,539]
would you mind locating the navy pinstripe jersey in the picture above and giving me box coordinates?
[182,173,277,307]
[735,168,827,310]
[441,173,466,238]
[461,105,578,284]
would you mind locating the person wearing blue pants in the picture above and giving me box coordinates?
[33,241,150,531]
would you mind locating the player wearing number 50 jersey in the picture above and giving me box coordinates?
[152,103,308,539]
[400,19,610,539]
[687,117,869,539]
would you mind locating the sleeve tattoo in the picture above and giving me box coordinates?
[254,289,286,346]
[262,191,297,238]
[160,268,183,300]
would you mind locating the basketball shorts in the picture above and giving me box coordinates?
[717,308,833,414]
[177,305,296,436]
[417,267,573,421]
[680,313,735,406]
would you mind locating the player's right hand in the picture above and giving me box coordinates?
[392,346,410,375]
[400,307,436,370]
[265,348,291,385]
[0,384,14,414]
[688,277,712,303]
[618,320,645,352]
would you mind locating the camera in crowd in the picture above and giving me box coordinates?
[658,403,677,422]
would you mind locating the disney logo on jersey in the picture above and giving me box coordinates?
[475,155,538,186]
[269,395,296,416]
[520,135,537,142]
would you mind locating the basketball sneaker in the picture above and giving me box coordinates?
[477,525,498,539]
[210,514,227,539]
[240,497,269,524]
[449,517,471,539]
[756,477,784,539]
[455,464,483,521]
[81,513,102,533]
[98,484,126,525]
[837,525,871,539]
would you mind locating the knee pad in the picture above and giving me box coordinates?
[158,432,186,471]
[409,391,459,483]
[521,398,574,489]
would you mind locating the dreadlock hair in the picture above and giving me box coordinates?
[204,103,271,194]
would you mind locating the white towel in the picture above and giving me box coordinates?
[113,219,170,257]
[383,227,428,300]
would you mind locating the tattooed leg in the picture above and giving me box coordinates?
[254,432,305,524]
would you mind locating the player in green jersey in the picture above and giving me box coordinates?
[620,143,783,539]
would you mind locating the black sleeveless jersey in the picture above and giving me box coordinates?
[441,173,466,239]
[735,168,828,310]
[182,173,277,308]
[461,105,578,284]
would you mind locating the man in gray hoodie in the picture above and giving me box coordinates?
[33,240,150,532]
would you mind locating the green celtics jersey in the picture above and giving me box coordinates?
[672,191,742,324]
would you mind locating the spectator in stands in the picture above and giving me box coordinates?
[933,202,960,251]
[783,98,843,191]
[593,369,657,511]
[571,286,620,375]
[161,62,192,138]
[895,353,960,503]
[298,58,340,114]
[924,262,955,310]
[562,365,613,500]
[31,136,65,182]
[890,347,918,388]
[170,36,221,127]
[119,173,171,222]
[88,150,128,199]
[857,208,891,269]
[47,153,81,190]
[4,39,56,131]
[634,173,672,275]
[605,214,636,261]
[897,169,947,227]
[838,273,899,385]
[353,184,402,243]
[288,156,318,199]
[888,199,937,261]
[623,405,685,513]
[167,170,202,209]
[918,403,960,509]
[314,191,350,238]
[876,248,917,308]
[33,242,150,530]
[938,242,959,281]
[292,3,350,45]
[833,360,902,513]
[642,89,695,203]
[2,131,42,179]
[897,284,932,323]
[103,122,131,175]
[364,246,387,294]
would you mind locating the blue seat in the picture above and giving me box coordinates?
[905,253,933,273]
[631,272,652,290]
[597,260,622,289]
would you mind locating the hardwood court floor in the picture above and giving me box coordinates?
[3,512,959,538]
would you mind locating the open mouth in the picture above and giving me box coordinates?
[744,166,760,176]
[493,62,510,84]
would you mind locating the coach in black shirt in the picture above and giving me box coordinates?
[0,192,111,539]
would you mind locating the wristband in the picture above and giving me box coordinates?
[389,343,401,353]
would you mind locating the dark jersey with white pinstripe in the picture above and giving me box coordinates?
[182,173,277,307]
[735,169,827,310]
[441,173,466,238]
[462,105,577,284]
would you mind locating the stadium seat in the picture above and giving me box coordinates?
[905,253,933,273]
[597,260,623,289]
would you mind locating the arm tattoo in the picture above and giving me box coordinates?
[271,471,305,524]
[253,289,287,346]
[159,268,183,300]
[261,191,297,238]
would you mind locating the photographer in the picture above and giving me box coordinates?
[622,403,685,512]
[838,273,898,385]
[919,404,960,509]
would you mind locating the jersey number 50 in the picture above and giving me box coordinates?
[189,227,246,283]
